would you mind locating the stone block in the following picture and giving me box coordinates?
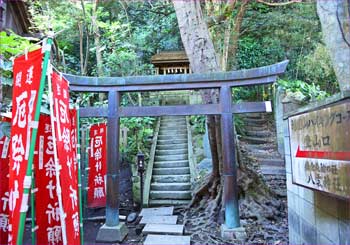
[283,120,290,137]
[285,155,291,174]
[300,199,316,226]
[315,192,339,218]
[220,225,247,241]
[339,220,350,245]
[287,191,299,214]
[288,227,301,244]
[300,218,317,244]
[317,232,335,245]
[283,137,291,155]
[337,199,350,221]
[315,207,340,244]
[286,173,299,195]
[288,208,300,234]
[95,223,128,243]
[301,187,314,204]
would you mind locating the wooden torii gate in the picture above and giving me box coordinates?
[64,60,288,242]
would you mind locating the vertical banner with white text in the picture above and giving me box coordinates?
[51,72,81,244]
[87,123,107,208]
[34,115,63,244]
[8,49,43,244]
[0,135,10,244]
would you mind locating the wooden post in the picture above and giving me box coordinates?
[220,86,240,229]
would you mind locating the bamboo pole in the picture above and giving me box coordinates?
[47,64,68,245]
[17,35,53,245]
[76,105,85,244]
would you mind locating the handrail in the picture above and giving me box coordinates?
[186,116,197,183]
[142,117,161,207]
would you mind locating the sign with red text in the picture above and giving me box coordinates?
[289,100,350,199]
[51,72,81,244]
[0,136,10,244]
[34,115,63,244]
[8,49,43,244]
[87,123,107,207]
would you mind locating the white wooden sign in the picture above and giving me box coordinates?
[289,100,350,199]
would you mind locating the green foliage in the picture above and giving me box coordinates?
[189,116,206,135]
[296,43,338,94]
[0,31,39,84]
[277,79,328,103]
[120,117,155,162]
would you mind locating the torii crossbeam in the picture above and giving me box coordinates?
[64,60,288,242]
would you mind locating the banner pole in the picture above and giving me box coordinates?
[76,105,85,244]
[31,169,36,245]
[47,64,68,245]
[17,35,53,245]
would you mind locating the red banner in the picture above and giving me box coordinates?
[34,115,63,244]
[51,71,81,244]
[8,48,43,244]
[0,136,10,244]
[87,123,107,208]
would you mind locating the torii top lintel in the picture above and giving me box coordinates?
[64,60,288,92]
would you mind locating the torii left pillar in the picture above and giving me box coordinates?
[96,91,128,243]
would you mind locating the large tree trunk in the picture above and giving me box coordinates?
[172,1,285,228]
[173,0,223,207]
[317,0,350,91]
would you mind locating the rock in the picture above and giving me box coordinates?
[127,212,138,223]
[197,158,212,172]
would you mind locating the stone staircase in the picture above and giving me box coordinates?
[148,116,192,206]
[239,113,286,196]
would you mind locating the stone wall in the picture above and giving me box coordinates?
[283,94,350,244]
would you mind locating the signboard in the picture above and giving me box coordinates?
[52,71,81,244]
[8,48,43,244]
[289,100,350,199]
[0,136,10,244]
[87,123,107,207]
[34,115,63,244]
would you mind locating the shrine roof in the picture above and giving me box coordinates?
[151,51,189,64]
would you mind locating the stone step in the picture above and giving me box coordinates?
[153,167,190,175]
[154,160,189,168]
[248,151,280,159]
[161,120,186,125]
[144,235,190,245]
[157,143,187,150]
[244,130,271,138]
[162,116,186,121]
[149,199,191,206]
[158,134,187,141]
[258,158,285,166]
[260,166,286,175]
[240,136,271,144]
[155,154,188,162]
[157,139,187,145]
[159,130,187,136]
[151,183,191,191]
[150,191,191,200]
[140,206,174,217]
[243,120,267,127]
[244,143,276,151]
[160,125,187,131]
[242,113,264,119]
[244,125,268,131]
[243,118,267,124]
[156,148,188,156]
[142,224,184,235]
[140,215,178,225]
[152,174,190,183]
